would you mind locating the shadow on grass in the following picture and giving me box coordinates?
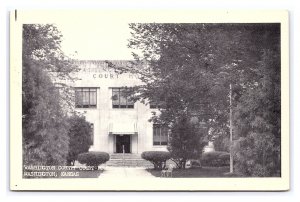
[146,166,242,178]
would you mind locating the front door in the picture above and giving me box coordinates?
[116,135,131,153]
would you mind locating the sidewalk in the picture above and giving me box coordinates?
[99,167,155,178]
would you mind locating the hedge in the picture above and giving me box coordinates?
[78,152,110,169]
[201,151,230,167]
[141,151,171,170]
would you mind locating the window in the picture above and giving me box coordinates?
[75,88,97,108]
[112,88,134,108]
[153,124,168,146]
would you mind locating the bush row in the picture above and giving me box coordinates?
[141,151,230,169]
[201,151,230,167]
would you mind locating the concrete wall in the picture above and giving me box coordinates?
[72,61,168,154]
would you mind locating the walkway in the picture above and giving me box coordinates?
[99,167,155,178]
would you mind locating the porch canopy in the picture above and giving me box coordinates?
[108,122,137,135]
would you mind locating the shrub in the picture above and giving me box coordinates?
[67,115,93,166]
[167,116,204,169]
[201,151,230,167]
[233,134,281,177]
[78,152,110,170]
[141,151,171,170]
[185,159,201,169]
[190,159,202,168]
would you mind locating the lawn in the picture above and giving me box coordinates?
[146,166,239,178]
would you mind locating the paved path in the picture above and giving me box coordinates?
[99,167,155,178]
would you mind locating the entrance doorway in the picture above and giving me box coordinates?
[116,135,131,153]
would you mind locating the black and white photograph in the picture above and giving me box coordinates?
[10,10,289,191]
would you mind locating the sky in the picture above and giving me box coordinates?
[55,20,134,60]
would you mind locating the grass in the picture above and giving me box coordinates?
[146,166,240,178]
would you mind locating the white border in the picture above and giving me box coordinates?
[9,9,289,191]
[2,0,300,201]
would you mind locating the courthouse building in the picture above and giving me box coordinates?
[70,60,168,154]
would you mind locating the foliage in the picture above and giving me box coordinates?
[186,159,202,168]
[232,49,281,177]
[213,132,230,152]
[22,24,77,165]
[201,151,230,167]
[78,152,110,169]
[23,24,76,79]
[190,160,201,167]
[141,151,171,170]
[168,115,205,169]
[23,24,78,110]
[22,60,70,165]
[124,23,281,176]
[147,166,231,178]
[233,133,280,177]
[67,115,93,166]
[230,26,281,176]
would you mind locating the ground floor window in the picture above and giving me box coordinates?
[153,124,168,145]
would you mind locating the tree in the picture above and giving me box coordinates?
[22,24,76,165]
[232,48,281,176]
[122,24,250,163]
[125,23,265,127]
[168,116,205,169]
[67,115,93,166]
[22,60,70,165]
[112,23,280,173]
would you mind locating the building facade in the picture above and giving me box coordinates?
[71,60,168,154]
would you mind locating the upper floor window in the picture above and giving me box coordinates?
[112,88,134,109]
[75,88,97,108]
[153,124,168,146]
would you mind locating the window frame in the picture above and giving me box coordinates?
[153,124,168,146]
[75,87,97,109]
[112,87,134,109]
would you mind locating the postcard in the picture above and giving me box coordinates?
[10,9,289,191]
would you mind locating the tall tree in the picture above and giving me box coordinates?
[232,48,281,176]
[119,24,236,165]
[22,24,76,165]
[123,23,280,174]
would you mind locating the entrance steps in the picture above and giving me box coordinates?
[110,153,142,159]
[105,153,154,168]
